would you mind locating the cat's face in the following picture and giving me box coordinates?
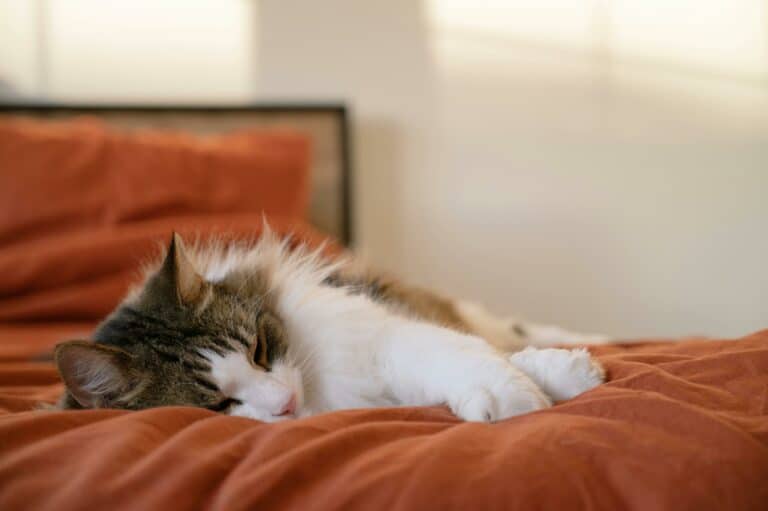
[54,234,305,422]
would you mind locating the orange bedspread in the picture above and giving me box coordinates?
[0,220,767,510]
[1,327,767,510]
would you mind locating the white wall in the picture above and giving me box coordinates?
[1,0,766,337]
[256,0,768,338]
[0,0,40,95]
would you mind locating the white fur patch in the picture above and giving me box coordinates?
[201,349,301,423]
[508,347,605,401]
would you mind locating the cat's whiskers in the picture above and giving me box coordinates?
[292,344,319,375]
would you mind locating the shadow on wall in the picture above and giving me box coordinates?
[253,0,438,268]
[352,120,404,264]
[0,77,20,99]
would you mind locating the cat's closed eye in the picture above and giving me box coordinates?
[207,398,242,412]
[252,339,266,368]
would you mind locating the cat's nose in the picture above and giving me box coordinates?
[274,393,296,416]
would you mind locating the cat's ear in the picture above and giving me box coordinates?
[54,340,135,408]
[151,232,205,306]
[168,233,205,304]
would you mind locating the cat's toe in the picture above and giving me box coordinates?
[494,381,552,419]
[508,347,606,402]
[451,379,551,422]
[451,388,498,422]
[552,349,605,400]
[564,348,605,398]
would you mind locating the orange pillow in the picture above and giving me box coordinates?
[0,116,311,245]
[0,215,340,322]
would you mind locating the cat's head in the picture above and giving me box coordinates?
[54,234,304,422]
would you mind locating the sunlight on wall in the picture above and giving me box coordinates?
[422,0,768,336]
[428,0,593,49]
[427,0,768,83]
[612,1,765,80]
[0,0,256,101]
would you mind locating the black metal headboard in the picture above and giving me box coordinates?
[0,102,353,245]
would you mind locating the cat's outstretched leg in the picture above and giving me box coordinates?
[381,320,551,422]
[507,347,605,402]
[516,323,612,348]
[454,300,612,352]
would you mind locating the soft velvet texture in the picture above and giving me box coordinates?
[1,326,767,510]
[0,116,311,246]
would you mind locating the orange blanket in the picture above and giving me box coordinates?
[0,218,767,509]
[1,326,767,510]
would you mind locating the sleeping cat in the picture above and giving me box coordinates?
[54,231,608,422]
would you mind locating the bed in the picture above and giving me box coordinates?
[0,104,767,511]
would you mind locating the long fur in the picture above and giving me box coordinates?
[56,227,609,422]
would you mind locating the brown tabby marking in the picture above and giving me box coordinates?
[324,266,470,332]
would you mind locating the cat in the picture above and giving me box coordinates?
[54,230,608,422]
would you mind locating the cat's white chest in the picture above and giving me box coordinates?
[299,334,400,414]
[278,277,404,415]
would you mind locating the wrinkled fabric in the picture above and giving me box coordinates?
[1,324,767,510]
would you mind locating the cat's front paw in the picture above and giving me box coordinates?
[449,362,552,422]
[508,347,606,401]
